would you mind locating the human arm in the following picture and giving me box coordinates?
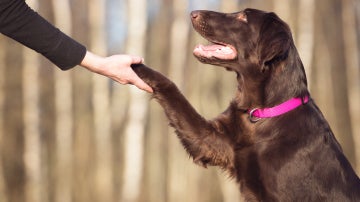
[0,0,152,92]
[0,0,86,70]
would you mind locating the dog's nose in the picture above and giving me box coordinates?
[191,11,199,19]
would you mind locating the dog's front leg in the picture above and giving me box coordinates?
[132,64,234,170]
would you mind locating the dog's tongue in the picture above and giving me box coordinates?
[198,44,224,51]
[193,44,236,60]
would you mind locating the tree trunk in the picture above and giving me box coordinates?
[296,0,315,88]
[121,0,148,201]
[22,1,43,202]
[89,0,114,201]
[37,1,57,201]
[2,37,25,202]
[53,1,74,201]
[0,36,9,202]
[342,0,360,172]
[142,0,173,201]
[312,0,355,167]
[23,46,43,202]
[68,0,94,201]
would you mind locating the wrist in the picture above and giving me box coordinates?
[80,51,105,73]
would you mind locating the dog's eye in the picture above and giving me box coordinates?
[237,12,247,23]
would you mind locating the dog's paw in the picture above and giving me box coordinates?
[131,64,175,92]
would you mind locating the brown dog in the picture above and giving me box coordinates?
[132,8,360,201]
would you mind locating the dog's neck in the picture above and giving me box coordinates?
[235,45,309,111]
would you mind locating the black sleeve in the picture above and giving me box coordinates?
[0,0,87,70]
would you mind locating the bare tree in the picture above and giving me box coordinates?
[121,0,148,201]
[296,0,315,88]
[168,0,189,87]
[0,37,8,202]
[23,48,42,202]
[141,1,173,201]
[89,0,114,201]
[68,0,95,201]
[2,33,26,202]
[53,0,74,201]
[312,0,355,166]
[342,0,360,172]
[23,0,43,201]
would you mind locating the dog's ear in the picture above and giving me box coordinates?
[257,13,291,71]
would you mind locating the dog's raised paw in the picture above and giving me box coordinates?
[131,64,175,92]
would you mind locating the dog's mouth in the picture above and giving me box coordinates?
[193,41,237,61]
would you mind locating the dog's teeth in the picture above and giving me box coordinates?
[221,47,233,54]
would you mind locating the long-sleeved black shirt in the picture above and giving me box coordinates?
[0,0,86,70]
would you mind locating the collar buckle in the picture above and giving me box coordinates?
[249,108,262,123]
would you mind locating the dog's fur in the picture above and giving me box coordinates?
[132,8,360,201]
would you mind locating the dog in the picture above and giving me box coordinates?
[132,8,360,201]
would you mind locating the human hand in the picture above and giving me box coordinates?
[80,51,153,93]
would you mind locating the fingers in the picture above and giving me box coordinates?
[128,56,151,92]
[130,56,144,64]
[128,69,153,93]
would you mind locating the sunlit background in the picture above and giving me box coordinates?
[0,0,359,202]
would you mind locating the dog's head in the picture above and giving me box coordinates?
[191,8,308,107]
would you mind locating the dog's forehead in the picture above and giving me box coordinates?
[243,8,268,15]
[245,9,270,22]
[226,9,272,27]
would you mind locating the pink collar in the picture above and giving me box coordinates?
[248,96,309,122]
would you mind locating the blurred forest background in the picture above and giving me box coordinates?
[0,0,359,201]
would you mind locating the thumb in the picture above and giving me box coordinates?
[131,74,153,93]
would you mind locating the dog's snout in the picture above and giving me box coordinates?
[191,11,200,19]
